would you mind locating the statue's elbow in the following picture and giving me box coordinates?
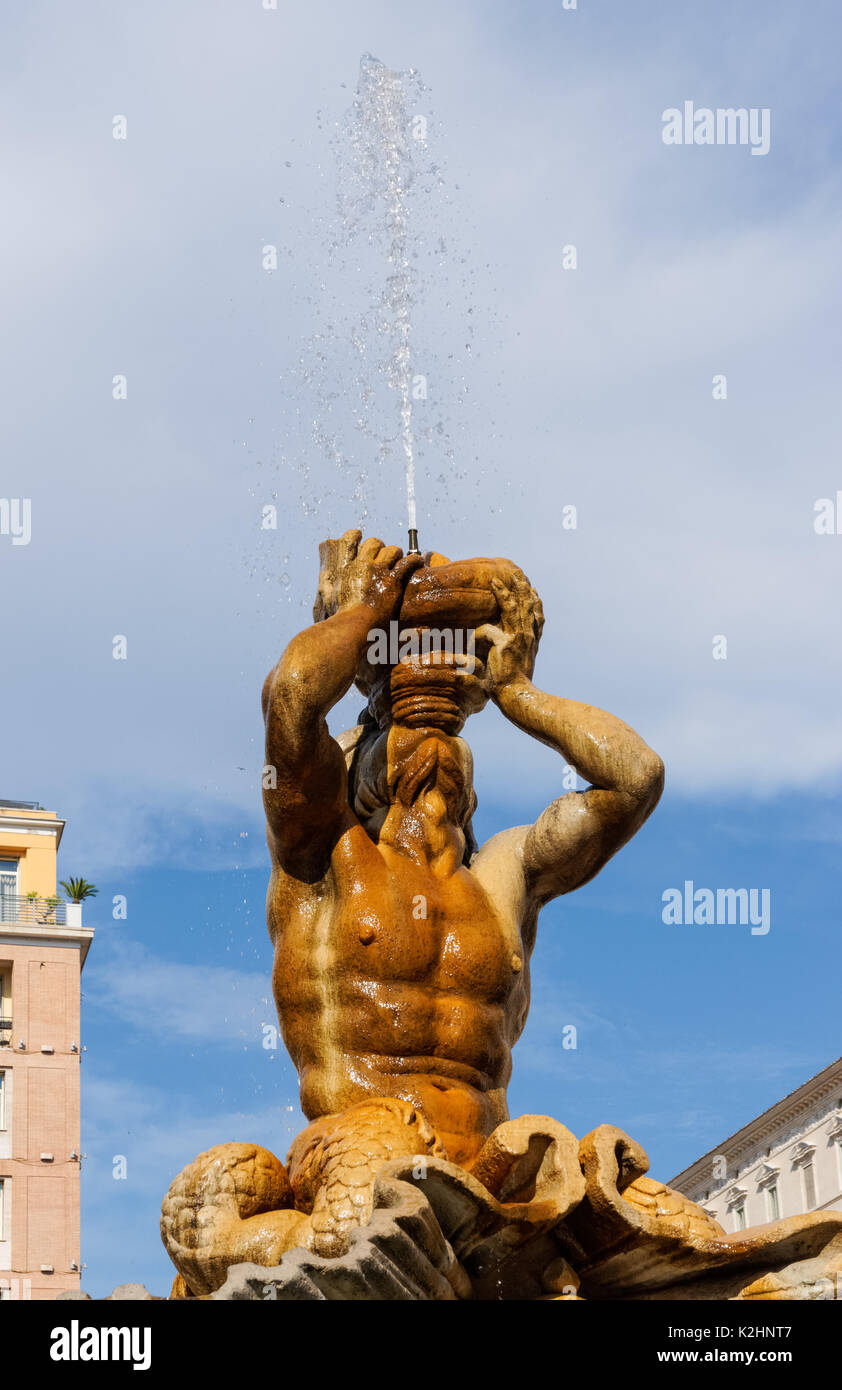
[263,661,322,769]
[264,654,312,721]
[640,752,665,814]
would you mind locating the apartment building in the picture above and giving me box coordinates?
[0,799,94,1300]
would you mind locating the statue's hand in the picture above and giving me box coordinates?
[315,529,422,625]
[475,569,544,698]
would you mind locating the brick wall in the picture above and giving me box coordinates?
[0,941,82,1300]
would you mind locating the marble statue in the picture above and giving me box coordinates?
[161,533,842,1300]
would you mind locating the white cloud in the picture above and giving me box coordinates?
[84,938,275,1046]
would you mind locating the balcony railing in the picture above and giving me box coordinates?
[0,894,72,926]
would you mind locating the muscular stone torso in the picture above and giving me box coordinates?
[269,819,536,1165]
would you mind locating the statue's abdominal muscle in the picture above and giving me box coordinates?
[270,863,527,1122]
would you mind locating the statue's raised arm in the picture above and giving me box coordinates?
[473,568,664,904]
[262,529,422,879]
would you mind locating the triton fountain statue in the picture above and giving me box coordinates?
[160,534,842,1300]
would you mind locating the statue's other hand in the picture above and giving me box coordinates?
[315,529,423,624]
[475,570,543,696]
[161,1142,311,1298]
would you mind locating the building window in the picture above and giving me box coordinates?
[766,1185,779,1221]
[734,1204,746,1231]
[0,1071,5,1128]
[801,1161,817,1210]
[0,1178,4,1235]
[0,861,19,922]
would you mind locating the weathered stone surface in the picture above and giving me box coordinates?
[735,1233,842,1301]
[568,1124,842,1300]
[162,534,668,1298]
[212,1173,468,1301]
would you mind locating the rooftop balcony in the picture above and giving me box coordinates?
[0,894,84,927]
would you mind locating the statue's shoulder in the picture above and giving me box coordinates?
[469,825,531,898]
[472,824,531,860]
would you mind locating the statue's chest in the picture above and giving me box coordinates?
[328,850,522,1000]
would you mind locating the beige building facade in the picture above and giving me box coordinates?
[670,1057,842,1234]
[0,800,94,1300]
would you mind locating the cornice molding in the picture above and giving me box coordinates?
[0,922,94,968]
[669,1057,842,1193]
[0,815,65,848]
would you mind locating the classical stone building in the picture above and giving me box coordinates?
[0,800,94,1300]
[670,1057,842,1233]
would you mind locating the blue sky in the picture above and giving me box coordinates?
[2,0,841,1294]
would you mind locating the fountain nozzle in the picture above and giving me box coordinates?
[407,528,420,555]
